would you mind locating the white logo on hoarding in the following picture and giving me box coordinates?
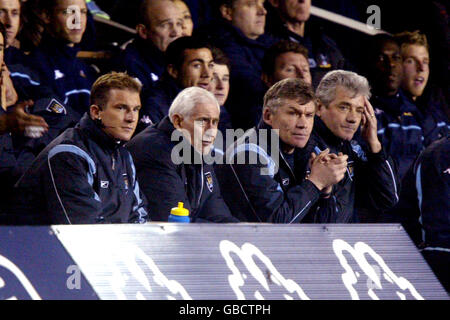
[332,239,424,300]
[219,240,309,300]
[0,255,41,300]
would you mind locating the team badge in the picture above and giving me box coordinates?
[100,181,109,188]
[140,115,153,125]
[205,172,213,193]
[318,54,331,68]
[347,160,355,179]
[282,178,290,186]
[54,70,65,80]
[150,73,159,82]
[46,99,66,114]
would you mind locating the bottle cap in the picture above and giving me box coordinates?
[170,202,189,216]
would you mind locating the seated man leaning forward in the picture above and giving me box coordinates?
[13,72,148,225]
[126,87,239,222]
[216,78,349,223]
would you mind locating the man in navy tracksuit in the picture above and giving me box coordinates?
[26,0,97,120]
[114,0,184,90]
[311,70,399,222]
[197,0,277,130]
[412,136,450,291]
[216,78,349,223]
[11,72,148,225]
[127,87,238,223]
[140,36,214,126]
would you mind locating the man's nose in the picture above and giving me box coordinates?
[296,115,307,128]
[202,65,213,79]
[170,23,183,38]
[346,109,358,123]
[257,3,267,15]
[125,111,136,122]
[416,61,426,72]
[216,78,224,90]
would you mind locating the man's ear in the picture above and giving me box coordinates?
[136,24,148,40]
[167,64,179,79]
[261,73,272,88]
[90,104,101,120]
[262,107,273,126]
[171,114,183,129]
[316,101,325,117]
[41,9,51,24]
[268,0,280,8]
[219,4,233,22]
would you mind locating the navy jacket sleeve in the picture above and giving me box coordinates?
[230,148,321,223]
[43,151,103,224]
[354,147,400,212]
[414,137,450,248]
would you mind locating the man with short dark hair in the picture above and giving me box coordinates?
[12,72,148,225]
[26,0,97,120]
[127,86,238,222]
[261,40,311,88]
[216,78,348,223]
[140,36,214,125]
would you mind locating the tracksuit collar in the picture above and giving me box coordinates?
[79,112,122,151]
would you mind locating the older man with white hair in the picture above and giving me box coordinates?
[310,70,400,222]
[126,87,238,222]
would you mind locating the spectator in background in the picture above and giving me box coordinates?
[395,30,449,148]
[364,34,423,182]
[209,47,232,136]
[127,87,239,223]
[0,9,78,157]
[261,40,311,89]
[0,0,23,63]
[174,0,194,36]
[199,0,277,130]
[115,0,185,90]
[140,36,214,126]
[12,72,148,225]
[26,0,97,120]
[265,0,347,87]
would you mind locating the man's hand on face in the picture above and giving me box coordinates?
[2,100,49,137]
[360,96,381,153]
[307,149,348,192]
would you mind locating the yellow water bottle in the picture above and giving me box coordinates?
[168,202,190,223]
